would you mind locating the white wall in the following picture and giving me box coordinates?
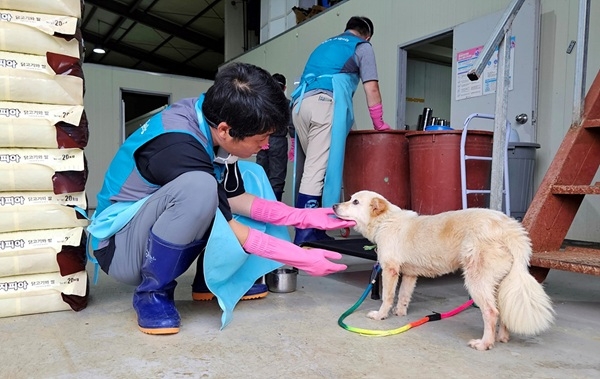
[230,0,600,242]
[224,0,246,60]
[83,64,213,210]
[232,0,520,131]
[260,0,300,43]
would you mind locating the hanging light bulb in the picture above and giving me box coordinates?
[92,19,106,54]
[93,45,106,54]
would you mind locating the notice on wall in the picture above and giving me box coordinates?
[482,36,515,95]
[455,46,483,101]
[455,37,515,101]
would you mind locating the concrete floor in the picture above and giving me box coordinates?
[2,251,600,379]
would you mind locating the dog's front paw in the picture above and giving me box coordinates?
[468,339,494,351]
[393,306,407,316]
[367,310,387,320]
[496,328,510,343]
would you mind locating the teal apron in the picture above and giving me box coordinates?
[204,161,288,328]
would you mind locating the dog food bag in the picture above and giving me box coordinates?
[0,269,88,318]
[0,101,84,127]
[0,191,86,207]
[0,0,82,18]
[0,101,88,148]
[0,51,84,105]
[0,191,88,233]
[0,10,81,58]
[0,227,85,278]
[1,122,90,148]
[0,228,86,278]
[0,147,87,193]
[54,117,90,148]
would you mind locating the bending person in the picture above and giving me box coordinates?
[291,16,392,245]
[88,63,355,335]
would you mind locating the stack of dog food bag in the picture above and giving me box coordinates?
[0,0,90,318]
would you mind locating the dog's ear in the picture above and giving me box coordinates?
[370,197,388,217]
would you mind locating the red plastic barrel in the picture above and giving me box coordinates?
[406,130,493,215]
[343,130,410,209]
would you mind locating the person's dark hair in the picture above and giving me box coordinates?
[202,62,290,140]
[345,16,374,39]
[272,73,286,91]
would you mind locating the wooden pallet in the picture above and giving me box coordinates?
[522,70,600,282]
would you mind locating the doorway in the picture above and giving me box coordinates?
[120,90,171,142]
[398,31,454,131]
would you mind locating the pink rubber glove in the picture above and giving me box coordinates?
[288,138,295,161]
[369,104,392,131]
[243,229,347,276]
[250,197,356,230]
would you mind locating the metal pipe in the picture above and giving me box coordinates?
[489,32,512,212]
[572,0,590,125]
[467,0,526,81]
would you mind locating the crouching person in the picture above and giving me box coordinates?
[87,62,355,335]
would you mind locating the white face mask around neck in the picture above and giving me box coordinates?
[214,146,238,165]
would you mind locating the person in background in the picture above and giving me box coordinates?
[256,73,293,201]
[87,62,355,335]
[290,16,392,245]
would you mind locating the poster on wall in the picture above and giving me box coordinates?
[455,46,483,100]
[455,37,515,101]
[482,36,516,95]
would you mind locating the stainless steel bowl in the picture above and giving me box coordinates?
[266,267,298,293]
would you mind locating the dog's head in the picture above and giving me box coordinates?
[332,190,391,238]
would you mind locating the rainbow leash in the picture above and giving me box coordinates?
[338,263,474,337]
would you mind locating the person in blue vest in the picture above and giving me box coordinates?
[291,16,391,245]
[87,62,355,335]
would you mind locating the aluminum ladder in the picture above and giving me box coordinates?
[460,113,512,216]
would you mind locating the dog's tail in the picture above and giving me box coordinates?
[497,236,555,335]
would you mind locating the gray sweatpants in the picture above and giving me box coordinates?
[107,171,219,285]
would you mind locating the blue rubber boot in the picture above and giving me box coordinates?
[133,231,205,335]
[314,228,334,242]
[293,193,323,246]
[192,252,268,301]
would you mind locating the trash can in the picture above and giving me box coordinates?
[406,130,493,215]
[343,130,411,209]
[505,142,541,221]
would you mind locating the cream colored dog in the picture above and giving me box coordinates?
[333,190,554,351]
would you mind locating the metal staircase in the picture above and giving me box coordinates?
[522,70,600,282]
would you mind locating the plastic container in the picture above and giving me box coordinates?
[504,142,541,221]
[343,130,411,209]
[406,130,493,215]
[424,125,454,131]
[266,267,298,293]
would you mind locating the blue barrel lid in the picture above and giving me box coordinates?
[424,125,454,131]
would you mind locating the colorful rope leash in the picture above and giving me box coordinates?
[338,263,474,336]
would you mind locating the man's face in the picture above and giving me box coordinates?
[223,131,271,159]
